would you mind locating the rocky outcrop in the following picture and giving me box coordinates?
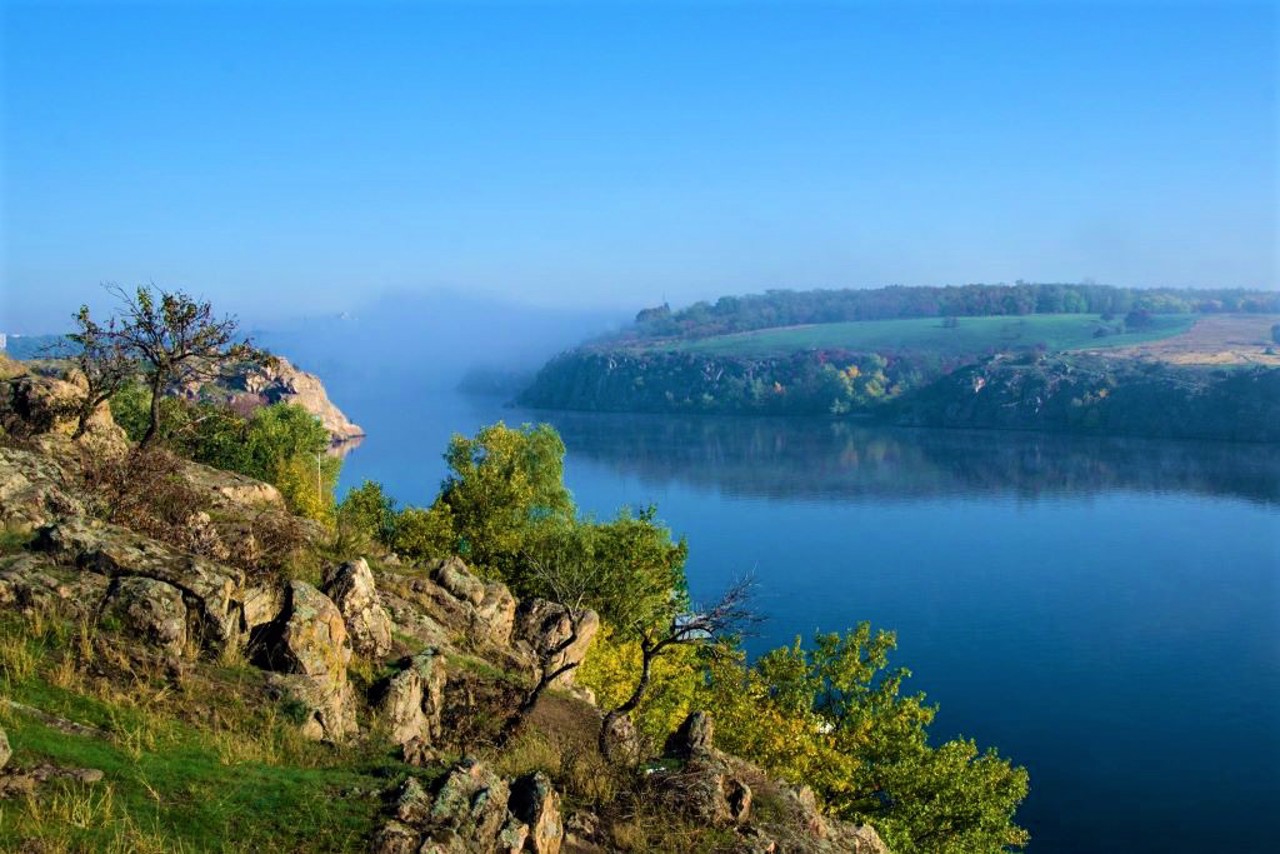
[251,581,350,677]
[251,581,357,742]
[323,558,392,658]
[375,650,446,750]
[600,712,640,766]
[514,599,599,689]
[508,771,564,854]
[99,576,189,657]
[0,370,126,450]
[229,356,364,444]
[658,712,752,826]
[0,762,104,798]
[0,372,81,438]
[665,709,714,758]
[0,446,84,528]
[0,553,109,614]
[432,556,517,650]
[32,517,245,653]
[179,460,285,512]
[372,759,557,854]
[379,558,525,671]
[241,583,285,633]
[650,712,892,854]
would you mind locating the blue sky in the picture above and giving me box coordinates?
[2,0,1276,332]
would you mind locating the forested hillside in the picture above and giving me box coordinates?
[520,284,1280,442]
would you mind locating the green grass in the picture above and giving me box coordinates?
[658,313,1195,358]
[0,611,410,853]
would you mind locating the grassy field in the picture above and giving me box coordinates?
[0,605,404,853]
[660,314,1196,358]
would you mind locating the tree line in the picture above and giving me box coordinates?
[624,283,1279,342]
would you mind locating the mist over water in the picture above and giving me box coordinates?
[252,291,628,390]
[330,377,1279,854]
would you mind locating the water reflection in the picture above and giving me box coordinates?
[538,412,1280,505]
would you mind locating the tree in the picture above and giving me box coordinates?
[703,624,1030,854]
[338,480,398,547]
[434,422,574,575]
[67,305,136,438]
[109,284,267,447]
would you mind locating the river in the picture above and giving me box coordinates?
[334,382,1279,853]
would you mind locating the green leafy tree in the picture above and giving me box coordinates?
[392,505,455,562]
[243,404,339,522]
[338,480,398,547]
[703,624,1030,854]
[109,284,268,447]
[434,422,573,574]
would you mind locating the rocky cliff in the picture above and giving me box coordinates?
[221,356,366,444]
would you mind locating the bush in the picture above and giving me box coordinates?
[392,505,455,562]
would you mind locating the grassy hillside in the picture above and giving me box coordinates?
[659,313,1195,358]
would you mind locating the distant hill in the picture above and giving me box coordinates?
[0,333,76,360]
[611,283,1280,345]
[519,284,1280,442]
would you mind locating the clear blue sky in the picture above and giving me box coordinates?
[2,0,1276,332]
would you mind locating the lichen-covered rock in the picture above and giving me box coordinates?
[429,758,512,844]
[379,561,526,673]
[252,581,351,678]
[323,558,392,658]
[253,581,357,742]
[32,517,245,652]
[514,599,599,689]
[0,373,82,437]
[509,771,564,854]
[666,710,715,758]
[0,446,84,527]
[472,582,517,650]
[394,775,433,825]
[432,556,485,606]
[375,650,446,747]
[265,671,358,743]
[0,553,108,614]
[430,556,517,649]
[99,575,188,656]
[241,583,285,633]
[180,459,285,511]
[370,820,419,854]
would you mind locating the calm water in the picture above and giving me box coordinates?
[335,384,1280,853]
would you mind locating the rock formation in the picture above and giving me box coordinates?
[251,581,358,742]
[513,598,599,689]
[323,557,393,658]
[228,356,364,444]
[375,649,447,751]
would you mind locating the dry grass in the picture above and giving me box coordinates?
[1088,313,1280,366]
[6,783,185,854]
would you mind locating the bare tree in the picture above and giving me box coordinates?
[599,575,760,753]
[67,304,136,439]
[109,284,268,447]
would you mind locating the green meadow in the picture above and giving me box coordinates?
[660,313,1195,358]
